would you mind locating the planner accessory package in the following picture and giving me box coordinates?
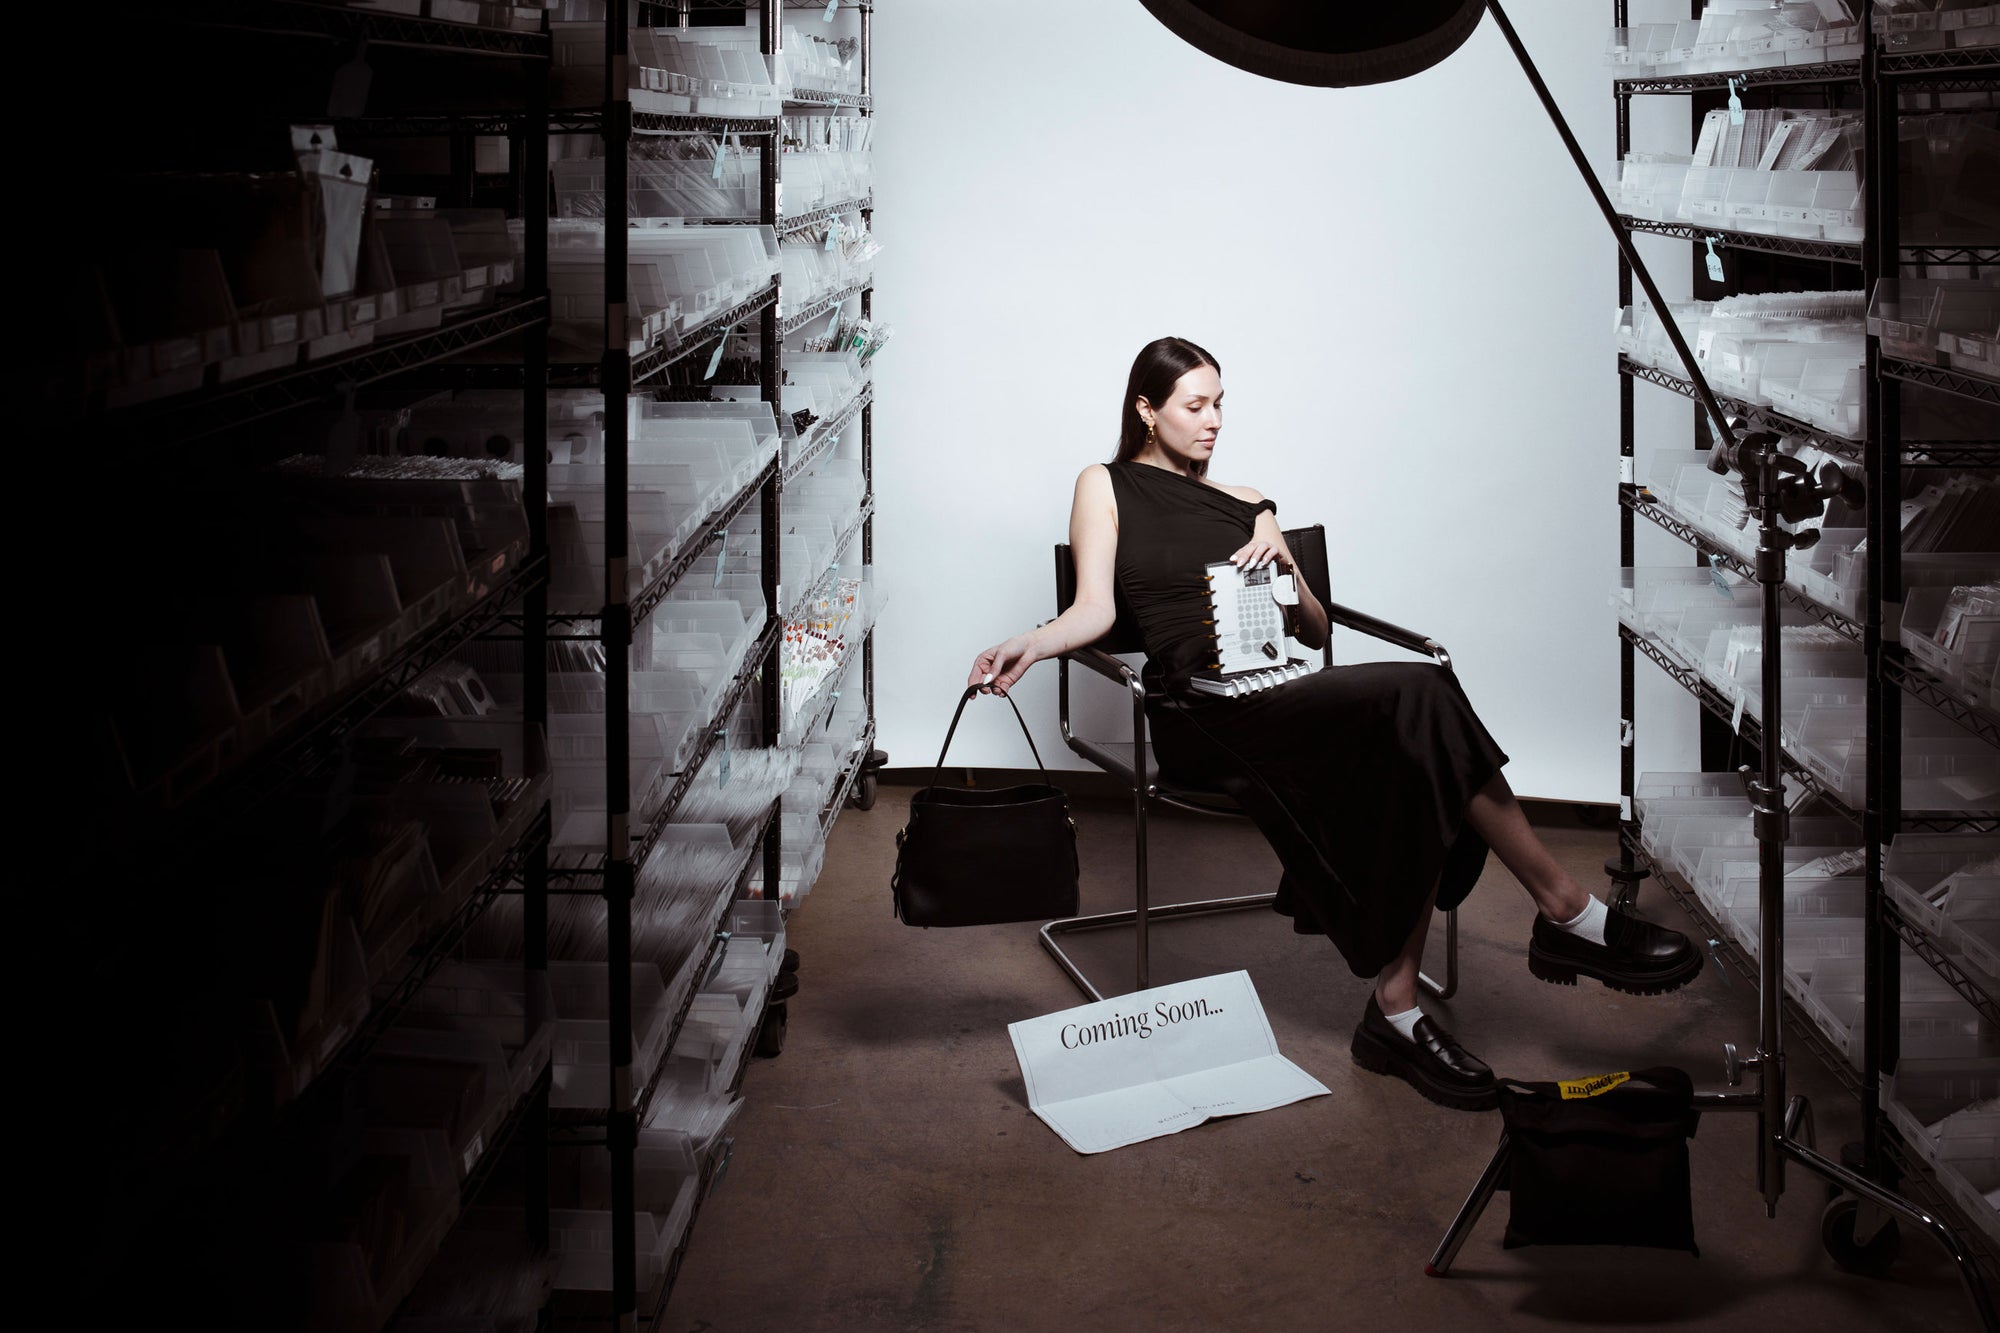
[1191,559,1313,697]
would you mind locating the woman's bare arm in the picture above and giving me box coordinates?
[967,465,1119,695]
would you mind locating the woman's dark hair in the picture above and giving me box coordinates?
[1112,336,1222,477]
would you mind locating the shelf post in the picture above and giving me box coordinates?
[602,2,640,1327]
[1613,0,1638,900]
[524,12,553,1254]
[762,0,784,902]
[1858,0,1904,1186]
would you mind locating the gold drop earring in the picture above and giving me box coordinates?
[1144,418,1156,448]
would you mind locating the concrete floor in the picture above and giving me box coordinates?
[669,782,1981,1332]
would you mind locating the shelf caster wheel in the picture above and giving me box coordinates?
[852,772,878,811]
[1821,1196,1901,1276]
[756,1001,789,1058]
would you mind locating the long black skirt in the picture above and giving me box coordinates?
[1143,661,1510,979]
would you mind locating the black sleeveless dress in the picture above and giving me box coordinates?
[1105,459,1510,979]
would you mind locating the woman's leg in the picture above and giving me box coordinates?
[1373,881,1437,1016]
[1470,768,1704,994]
[1465,769,1592,922]
[1354,875,1496,1111]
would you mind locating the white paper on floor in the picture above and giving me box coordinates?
[1007,970,1329,1155]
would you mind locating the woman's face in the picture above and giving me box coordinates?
[1139,364,1223,469]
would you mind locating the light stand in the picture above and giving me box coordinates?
[1135,3,1997,1323]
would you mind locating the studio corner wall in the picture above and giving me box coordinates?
[867,0,1680,804]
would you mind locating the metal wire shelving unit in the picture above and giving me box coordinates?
[85,7,558,1328]
[1611,0,1999,1294]
[558,2,879,1326]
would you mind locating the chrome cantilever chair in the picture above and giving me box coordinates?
[1043,523,1460,1003]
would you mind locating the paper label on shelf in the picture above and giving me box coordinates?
[714,529,729,587]
[462,1133,484,1176]
[824,218,840,252]
[1704,239,1725,284]
[719,729,732,786]
[1620,795,1634,822]
[1731,692,1747,734]
[825,0,839,18]
[713,136,728,182]
[1727,78,1745,126]
[705,325,735,379]
[1620,457,1635,484]
[1794,849,1867,880]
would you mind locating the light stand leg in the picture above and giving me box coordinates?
[1427,1133,1513,1278]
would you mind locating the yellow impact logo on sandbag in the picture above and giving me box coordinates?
[1558,1071,1632,1100]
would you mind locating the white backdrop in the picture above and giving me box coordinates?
[865,0,1702,801]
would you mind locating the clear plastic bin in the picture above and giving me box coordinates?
[1718,869,1864,962]
[1887,834,2000,981]
[1766,347,1865,438]
[1614,568,1757,642]
[547,960,674,1111]
[1902,582,2000,705]
[1664,814,1856,885]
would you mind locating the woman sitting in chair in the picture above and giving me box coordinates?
[967,335,1700,1113]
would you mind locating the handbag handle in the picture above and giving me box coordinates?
[921,684,1052,796]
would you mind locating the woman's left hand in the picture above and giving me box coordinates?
[1227,538,1292,575]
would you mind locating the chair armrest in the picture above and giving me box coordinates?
[1324,600,1452,670]
[1062,644,1141,687]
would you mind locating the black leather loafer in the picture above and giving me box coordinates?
[1528,906,1702,996]
[1350,994,1497,1112]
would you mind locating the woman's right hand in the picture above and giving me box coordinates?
[968,634,1039,697]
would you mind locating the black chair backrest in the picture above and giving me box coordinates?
[1055,523,1333,659]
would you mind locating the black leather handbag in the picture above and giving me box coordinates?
[891,684,1080,927]
[1497,1065,1702,1255]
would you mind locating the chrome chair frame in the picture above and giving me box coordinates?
[1040,523,1462,1003]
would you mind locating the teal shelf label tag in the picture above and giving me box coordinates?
[1707,551,1734,597]
[714,527,729,587]
[1704,237,1724,284]
[824,218,840,252]
[1727,76,1745,126]
[705,323,735,379]
[824,0,838,19]
[712,135,727,181]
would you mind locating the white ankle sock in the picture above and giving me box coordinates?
[1383,1005,1423,1041]
[1553,895,1609,946]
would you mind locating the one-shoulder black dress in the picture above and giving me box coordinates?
[1105,459,1510,979]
